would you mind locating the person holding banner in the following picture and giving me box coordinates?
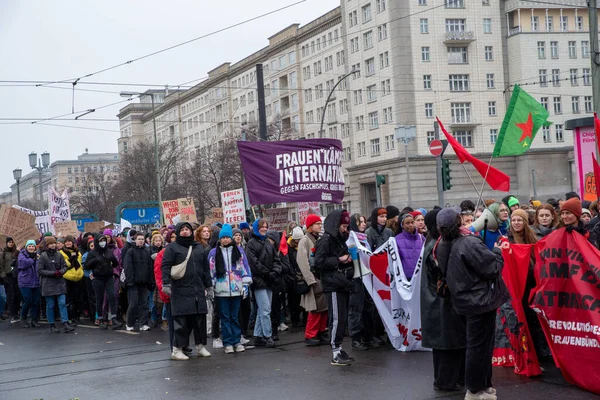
[366,207,394,250]
[395,213,425,280]
[560,198,593,242]
[314,209,354,366]
[435,206,509,400]
[531,204,557,240]
[17,240,41,328]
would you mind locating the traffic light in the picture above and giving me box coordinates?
[376,174,386,186]
[441,159,452,191]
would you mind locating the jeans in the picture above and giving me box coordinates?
[46,294,68,324]
[126,285,149,327]
[465,310,496,393]
[19,287,41,322]
[0,284,6,316]
[217,296,242,346]
[92,277,117,321]
[253,288,272,338]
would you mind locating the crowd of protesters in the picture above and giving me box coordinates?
[0,191,594,400]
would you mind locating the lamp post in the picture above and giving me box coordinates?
[120,91,162,224]
[29,151,50,211]
[319,68,360,138]
[12,168,22,206]
[395,126,417,206]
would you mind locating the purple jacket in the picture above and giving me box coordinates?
[395,230,425,280]
[17,248,41,288]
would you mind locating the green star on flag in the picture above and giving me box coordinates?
[492,84,551,157]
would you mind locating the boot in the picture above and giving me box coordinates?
[196,345,212,357]
[111,318,123,330]
[63,322,75,333]
[265,337,276,348]
[171,347,190,360]
[21,319,30,328]
[30,320,41,328]
[99,320,108,330]
[49,323,60,334]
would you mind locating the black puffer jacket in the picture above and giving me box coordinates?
[314,210,353,293]
[246,232,282,290]
[83,234,118,278]
[123,245,153,286]
[365,208,394,250]
[435,234,509,317]
[161,223,212,317]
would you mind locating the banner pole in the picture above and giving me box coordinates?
[461,164,483,200]
[474,155,494,212]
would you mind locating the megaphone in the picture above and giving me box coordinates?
[348,245,371,279]
[470,208,498,233]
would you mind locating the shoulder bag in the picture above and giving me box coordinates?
[171,246,193,280]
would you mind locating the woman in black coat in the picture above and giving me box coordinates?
[420,209,466,392]
[161,222,213,360]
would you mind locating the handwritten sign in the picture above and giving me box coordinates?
[84,221,107,233]
[12,205,51,235]
[48,187,71,230]
[178,198,198,224]
[54,221,79,238]
[0,205,40,247]
[264,208,290,232]
[221,189,246,224]
[297,202,321,227]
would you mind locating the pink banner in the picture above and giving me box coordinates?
[573,127,597,202]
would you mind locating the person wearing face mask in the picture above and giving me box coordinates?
[17,240,42,328]
[38,236,75,333]
[123,233,154,331]
[314,210,355,366]
[395,213,426,280]
[161,222,213,360]
[531,204,557,239]
[365,207,394,250]
[84,234,123,330]
[245,219,283,348]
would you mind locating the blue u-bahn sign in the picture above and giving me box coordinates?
[122,207,161,225]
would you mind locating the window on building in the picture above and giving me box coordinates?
[550,41,559,58]
[445,0,464,8]
[568,41,577,58]
[341,123,350,138]
[385,134,395,151]
[377,0,386,12]
[582,41,590,58]
[488,101,496,116]
[543,126,551,142]
[355,115,365,130]
[382,79,391,95]
[420,18,429,33]
[572,96,580,113]
[379,52,389,68]
[560,16,568,31]
[421,47,430,62]
[427,131,436,144]
[546,16,553,32]
[532,16,539,31]
[362,4,372,23]
[364,30,374,49]
[540,97,548,110]
[570,69,578,86]
[577,16,584,31]
[365,57,375,75]
[419,0,427,5]
[454,130,473,147]
[555,124,564,142]
[553,97,562,114]
[448,47,468,63]
[425,103,434,118]
[351,37,359,53]
[451,102,471,123]
[539,69,547,86]
[358,142,366,157]
[304,88,313,103]
[552,69,560,86]
[423,75,432,89]
[484,46,493,61]
[371,138,381,156]
[369,112,379,129]
[583,68,591,85]
[383,107,393,123]
[445,19,466,32]
[585,96,593,113]
[483,18,492,33]
[367,84,377,102]
[343,146,352,161]
[490,129,498,144]
[67,167,72,174]
[348,11,358,27]
[449,74,469,91]
[486,73,495,88]
[354,90,363,105]
[378,24,388,40]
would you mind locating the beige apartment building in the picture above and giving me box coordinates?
[49,151,120,194]
[117,0,594,215]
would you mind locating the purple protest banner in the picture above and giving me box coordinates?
[237,139,344,204]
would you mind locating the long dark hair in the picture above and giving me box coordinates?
[439,215,462,242]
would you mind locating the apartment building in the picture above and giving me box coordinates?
[117,1,591,215]
[48,151,120,194]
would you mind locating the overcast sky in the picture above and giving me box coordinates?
[0,0,339,192]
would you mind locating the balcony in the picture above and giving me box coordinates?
[444,31,475,43]
[327,114,337,125]
[450,116,479,127]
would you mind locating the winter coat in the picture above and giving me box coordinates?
[37,250,68,297]
[161,241,212,317]
[108,243,123,279]
[83,235,119,279]
[17,249,40,288]
[0,248,17,278]
[420,238,466,350]
[365,226,394,251]
[395,230,425,280]
[297,232,327,312]
[245,233,283,290]
[314,210,353,293]
[531,225,553,240]
[60,248,84,282]
[123,245,154,287]
[435,234,509,317]
[208,245,252,297]
[154,249,169,303]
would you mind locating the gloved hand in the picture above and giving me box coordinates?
[162,284,171,296]
[151,253,157,260]
[54,270,63,277]
[206,287,215,300]
[242,285,249,300]
[565,224,575,233]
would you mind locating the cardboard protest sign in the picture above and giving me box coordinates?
[264,208,290,232]
[162,199,180,226]
[84,221,107,233]
[204,208,223,225]
[48,187,71,228]
[221,189,246,225]
[0,205,40,247]
[297,202,321,227]
[54,221,79,238]
[12,205,52,235]
[178,198,198,224]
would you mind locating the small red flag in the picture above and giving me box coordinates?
[594,112,600,145]
[437,117,511,192]
[593,153,600,200]
[279,230,288,256]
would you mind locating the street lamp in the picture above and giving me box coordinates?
[395,126,417,206]
[29,151,50,211]
[120,91,162,223]
[12,168,22,206]
[319,68,360,138]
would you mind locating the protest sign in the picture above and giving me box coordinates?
[264,208,290,232]
[162,199,180,226]
[221,189,246,225]
[297,202,320,227]
[53,221,79,238]
[48,187,71,229]
[84,221,107,233]
[12,205,51,235]
[178,198,198,224]
[0,205,40,247]
[237,139,344,204]
[204,208,223,225]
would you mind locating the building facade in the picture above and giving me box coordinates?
[49,151,120,194]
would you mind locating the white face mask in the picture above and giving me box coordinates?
[99,241,107,249]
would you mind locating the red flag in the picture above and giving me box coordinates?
[593,153,600,199]
[279,230,288,256]
[436,117,511,192]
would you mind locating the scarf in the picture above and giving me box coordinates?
[215,242,241,278]
[176,235,194,248]
[252,220,267,240]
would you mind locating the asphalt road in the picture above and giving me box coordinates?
[0,320,597,400]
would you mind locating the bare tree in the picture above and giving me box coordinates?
[69,167,119,221]
[242,113,295,142]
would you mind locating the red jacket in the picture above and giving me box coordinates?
[154,248,170,303]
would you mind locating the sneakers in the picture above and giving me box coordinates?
[196,345,212,357]
[265,337,276,348]
[340,349,355,362]
[212,338,223,349]
[20,320,30,328]
[305,337,321,346]
[271,334,280,341]
[49,323,60,334]
[372,336,386,346]
[224,345,235,354]
[234,344,245,353]
[277,322,289,332]
[171,347,190,361]
[485,388,497,395]
[30,321,41,328]
[318,331,330,345]
[140,325,151,331]
[352,340,370,351]
[126,325,135,332]
[161,321,169,331]
[331,353,352,366]
[62,322,75,333]
[99,321,108,330]
[465,390,497,400]
[240,336,250,345]
[10,317,20,324]
[252,337,266,347]
[111,318,123,330]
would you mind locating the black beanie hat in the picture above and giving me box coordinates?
[385,205,400,220]
[6,237,14,245]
